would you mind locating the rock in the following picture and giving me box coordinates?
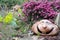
[12,37,20,40]
[39,38,48,40]
[32,36,39,40]
[13,5,21,11]
[28,30,33,36]
[55,13,60,27]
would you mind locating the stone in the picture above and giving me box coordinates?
[13,5,21,11]
[55,13,60,27]
[39,38,48,40]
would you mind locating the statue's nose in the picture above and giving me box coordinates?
[43,25,47,29]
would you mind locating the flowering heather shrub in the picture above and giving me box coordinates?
[23,2,57,21]
[51,2,60,12]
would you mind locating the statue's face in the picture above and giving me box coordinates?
[38,20,54,34]
[32,19,59,35]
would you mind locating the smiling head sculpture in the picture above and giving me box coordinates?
[32,19,59,35]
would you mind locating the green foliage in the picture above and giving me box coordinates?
[16,20,29,34]
[0,10,31,39]
[18,9,25,17]
[0,25,19,40]
[0,0,27,9]
[0,15,3,22]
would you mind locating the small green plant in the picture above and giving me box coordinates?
[0,8,32,40]
[3,12,13,24]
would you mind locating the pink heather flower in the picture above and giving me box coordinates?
[23,1,57,21]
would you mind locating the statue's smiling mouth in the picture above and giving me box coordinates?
[37,26,54,34]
